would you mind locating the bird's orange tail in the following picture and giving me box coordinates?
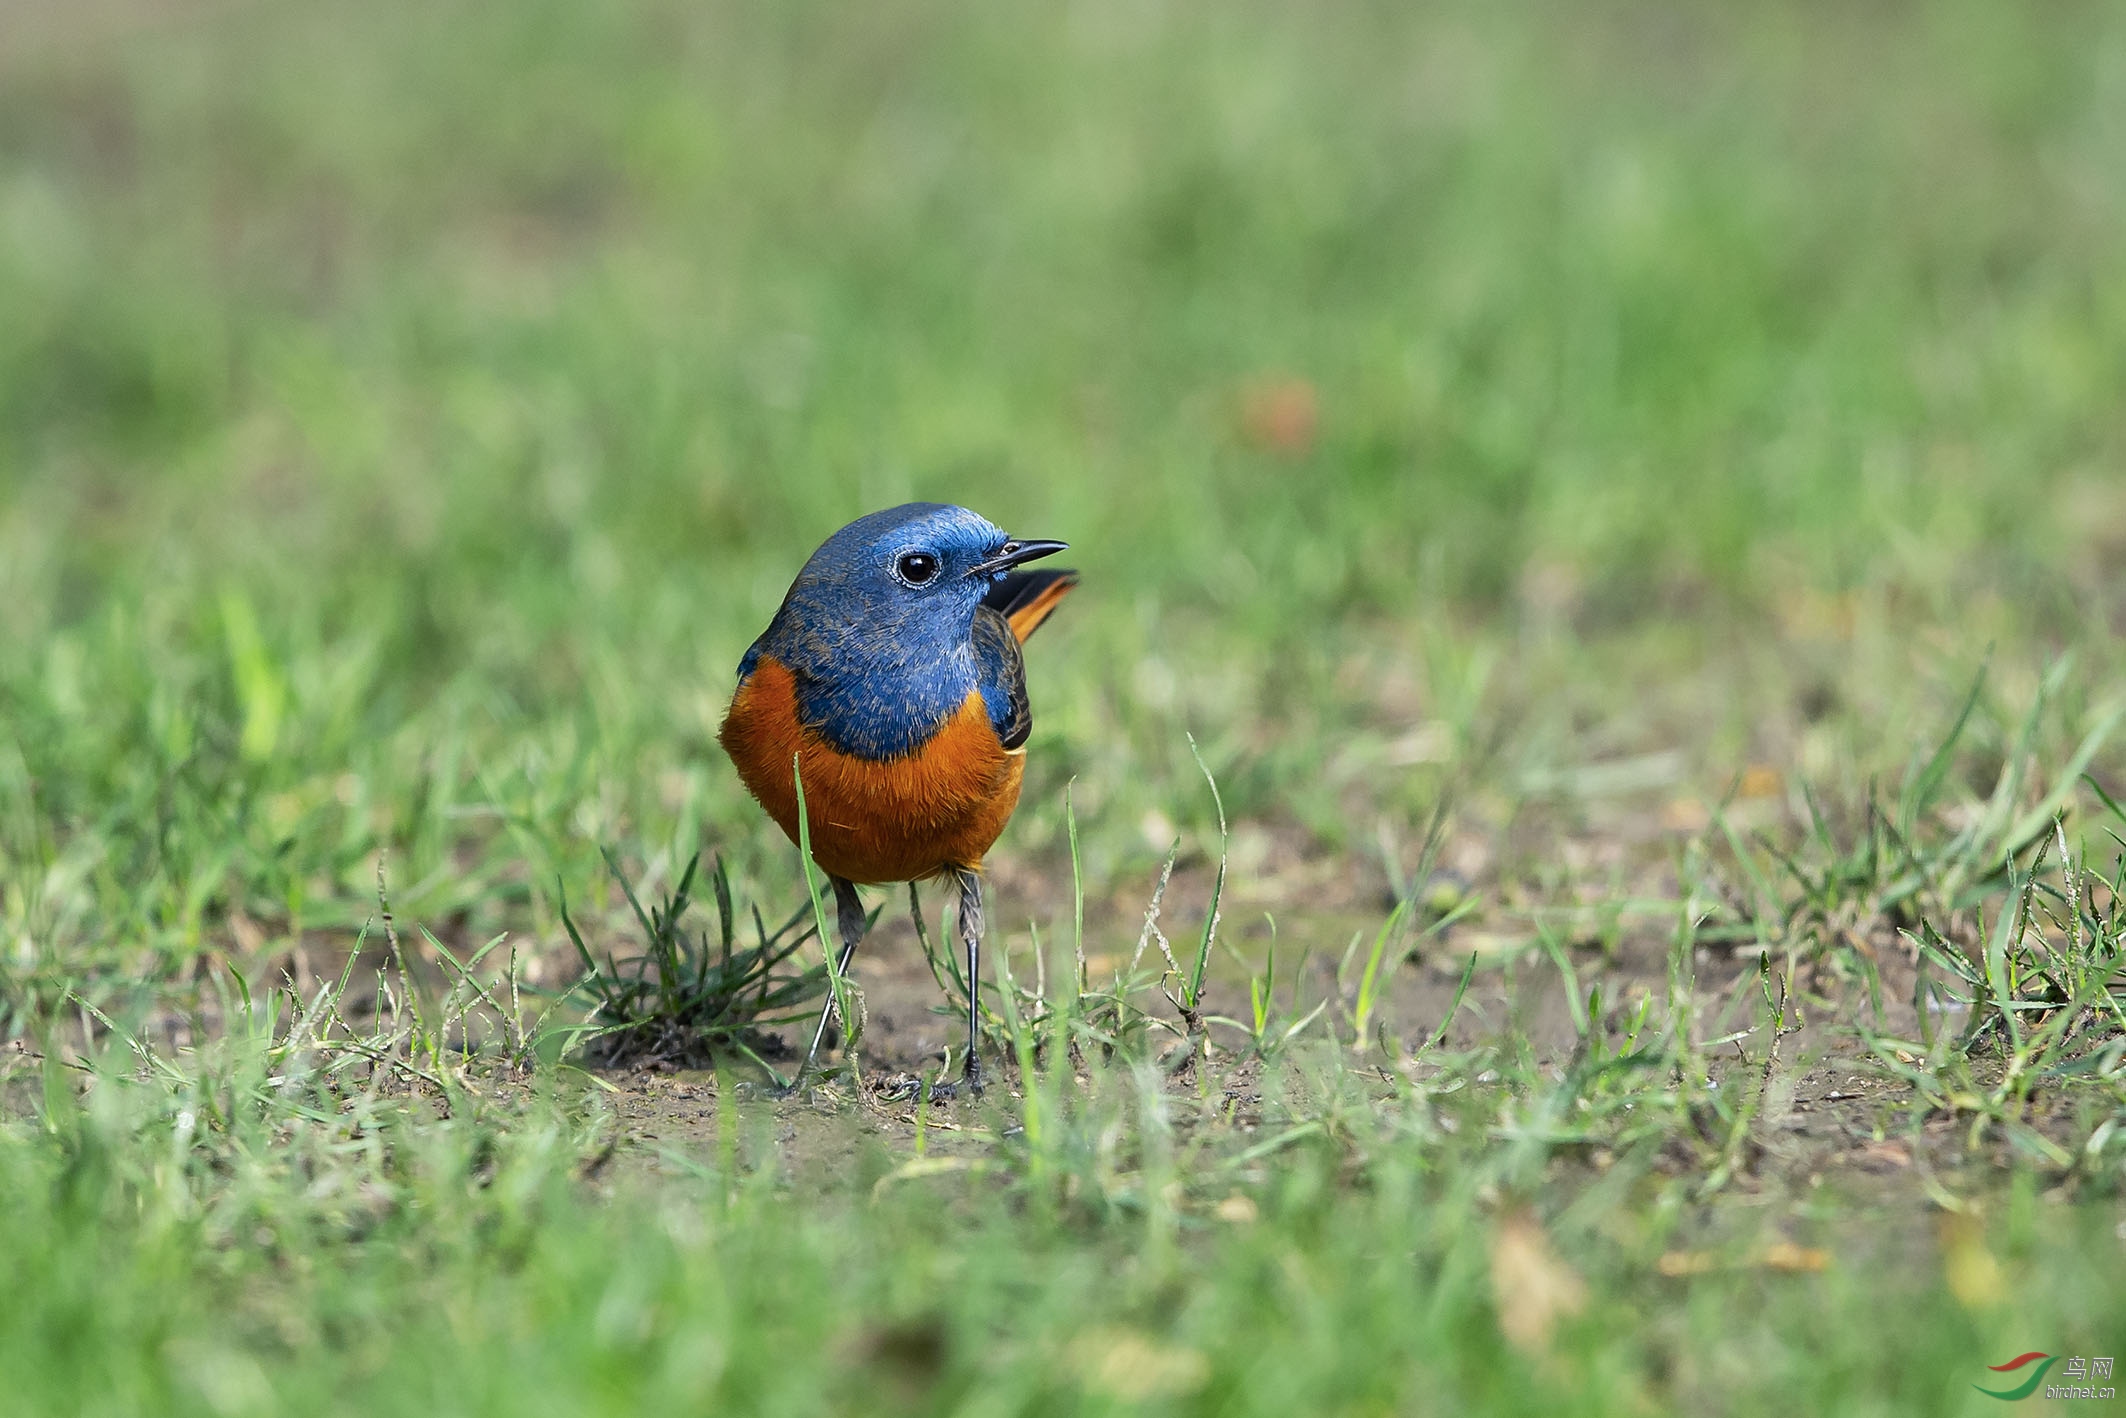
[985,569,1079,643]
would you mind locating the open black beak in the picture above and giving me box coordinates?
[968,538,1068,577]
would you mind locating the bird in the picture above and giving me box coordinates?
[718,503,1076,1094]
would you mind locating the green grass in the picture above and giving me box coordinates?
[6,0,2126,1412]
[561,848,827,1072]
[4,900,2123,1416]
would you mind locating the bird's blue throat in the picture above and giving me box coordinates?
[741,606,985,760]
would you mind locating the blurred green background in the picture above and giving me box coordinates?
[5,0,2126,991]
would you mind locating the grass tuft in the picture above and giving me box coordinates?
[560,849,825,1071]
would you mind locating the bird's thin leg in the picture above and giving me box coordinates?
[953,866,986,1095]
[798,876,867,1080]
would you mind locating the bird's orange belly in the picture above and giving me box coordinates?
[717,656,1025,884]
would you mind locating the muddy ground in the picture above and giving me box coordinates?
[588,858,1991,1209]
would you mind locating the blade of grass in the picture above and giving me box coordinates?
[792,754,855,1080]
[1184,734,1228,1011]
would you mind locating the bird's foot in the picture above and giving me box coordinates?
[871,1073,922,1103]
[736,1074,808,1102]
[921,1059,984,1103]
[871,1058,984,1105]
[734,1060,830,1102]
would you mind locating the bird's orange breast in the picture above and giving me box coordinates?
[717,655,1024,885]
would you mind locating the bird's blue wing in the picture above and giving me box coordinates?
[970,605,1032,750]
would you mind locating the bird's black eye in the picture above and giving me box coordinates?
[894,551,940,586]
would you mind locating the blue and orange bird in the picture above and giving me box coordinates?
[719,503,1076,1093]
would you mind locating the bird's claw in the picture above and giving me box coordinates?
[926,1061,984,1102]
[733,1075,808,1102]
[872,1061,984,1104]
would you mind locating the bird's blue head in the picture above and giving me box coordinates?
[739,503,1067,757]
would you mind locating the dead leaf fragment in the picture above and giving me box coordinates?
[1656,1242,1829,1276]
[1490,1208,1587,1354]
[1238,377,1319,456]
[1661,797,1711,832]
[1069,1329,1210,1402]
[1759,1241,1829,1272]
[1940,1213,2005,1311]
[1656,1250,1717,1277]
[1738,764,1784,798]
[1854,1140,1911,1170]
